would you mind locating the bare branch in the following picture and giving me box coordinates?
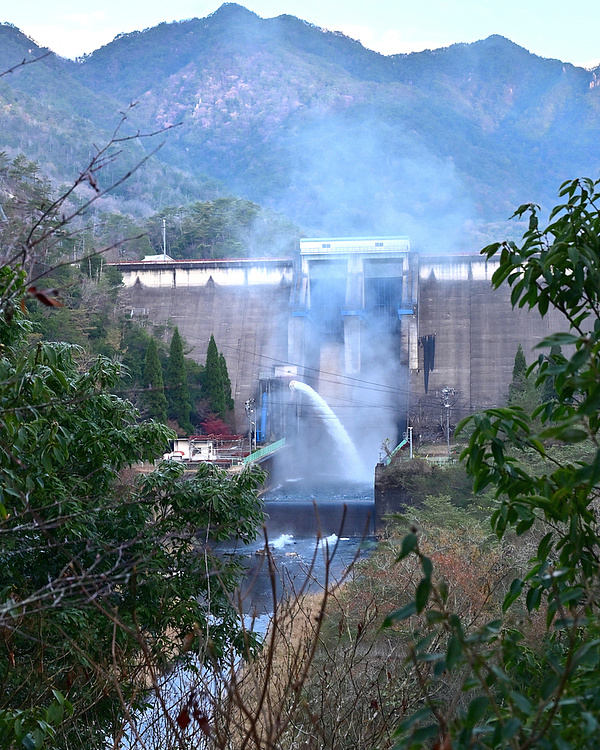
[0,51,52,77]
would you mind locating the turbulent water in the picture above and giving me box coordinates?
[227,480,376,614]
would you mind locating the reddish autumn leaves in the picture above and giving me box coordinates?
[176,689,211,737]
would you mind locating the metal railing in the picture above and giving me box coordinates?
[383,438,408,466]
[242,438,286,466]
[421,455,458,465]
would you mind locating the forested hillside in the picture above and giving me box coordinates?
[2,3,600,251]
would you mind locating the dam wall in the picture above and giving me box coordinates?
[412,255,568,428]
[114,251,570,445]
[118,258,293,431]
[119,257,292,289]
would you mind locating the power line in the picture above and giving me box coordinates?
[215,341,477,414]
[259,391,472,415]
[219,341,414,397]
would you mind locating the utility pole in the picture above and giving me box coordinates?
[162,218,167,255]
[441,387,454,456]
[245,398,256,454]
[408,425,413,459]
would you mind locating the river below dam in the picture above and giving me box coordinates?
[223,480,376,615]
[125,481,376,746]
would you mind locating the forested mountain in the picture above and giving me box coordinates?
[2,3,600,252]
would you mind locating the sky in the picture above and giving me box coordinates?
[3,0,600,69]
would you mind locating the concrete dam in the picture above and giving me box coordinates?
[115,237,566,466]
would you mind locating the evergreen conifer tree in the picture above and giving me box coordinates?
[508,343,539,412]
[219,351,234,411]
[204,334,226,415]
[512,342,527,383]
[142,338,168,423]
[540,344,562,403]
[167,327,193,433]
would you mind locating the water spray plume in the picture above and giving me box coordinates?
[288,380,366,481]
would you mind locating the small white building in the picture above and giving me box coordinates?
[142,253,174,262]
[164,436,214,462]
[163,435,246,465]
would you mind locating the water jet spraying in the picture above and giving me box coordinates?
[289,380,366,481]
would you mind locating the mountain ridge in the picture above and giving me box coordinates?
[1,7,600,251]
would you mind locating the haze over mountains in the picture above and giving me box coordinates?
[1,2,600,252]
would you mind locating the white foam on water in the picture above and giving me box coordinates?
[318,533,339,548]
[271,533,294,549]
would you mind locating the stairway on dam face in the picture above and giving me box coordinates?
[123,280,291,432]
